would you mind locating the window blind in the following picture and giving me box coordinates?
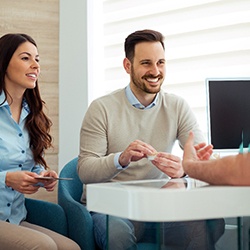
[89,0,250,154]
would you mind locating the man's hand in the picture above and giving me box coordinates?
[151,153,184,178]
[151,132,213,178]
[195,143,213,161]
[119,139,157,167]
[183,131,213,172]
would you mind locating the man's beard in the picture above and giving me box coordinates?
[131,66,163,94]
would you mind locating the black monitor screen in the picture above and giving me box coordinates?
[206,78,250,151]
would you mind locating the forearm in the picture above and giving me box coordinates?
[185,160,230,185]
[77,152,121,183]
[185,154,250,186]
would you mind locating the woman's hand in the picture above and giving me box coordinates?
[5,171,40,194]
[6,170,59,193]
[38,170,58,192]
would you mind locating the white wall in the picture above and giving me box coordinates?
[59,0,88,170]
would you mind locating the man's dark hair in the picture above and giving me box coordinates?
[124,29,165,61]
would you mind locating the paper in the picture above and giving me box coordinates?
[34,176,73,181]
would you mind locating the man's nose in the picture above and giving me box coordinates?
[149,64,160,76]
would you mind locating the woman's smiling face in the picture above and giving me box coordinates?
[4,41,40,95]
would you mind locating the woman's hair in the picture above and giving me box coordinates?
[0,33,52,169]
[124,29,165,62]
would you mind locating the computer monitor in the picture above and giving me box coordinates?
[206,78,250,154]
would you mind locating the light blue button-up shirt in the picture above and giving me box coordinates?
[114,85,158,169]
[0,92,44,224]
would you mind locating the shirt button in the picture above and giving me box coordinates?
[18,133,22,137]
[19,164,22,168]
[7,203,10,207]
[21,150,25,154]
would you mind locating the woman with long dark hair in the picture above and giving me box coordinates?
[0,33,80,250]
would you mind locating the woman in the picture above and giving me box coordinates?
[0,33,80,250]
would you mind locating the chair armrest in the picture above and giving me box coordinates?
[58,193,95,249]
[25,198,67,236]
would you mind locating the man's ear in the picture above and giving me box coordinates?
[123,57,131,74]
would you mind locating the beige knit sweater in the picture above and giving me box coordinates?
[78,88,204,204]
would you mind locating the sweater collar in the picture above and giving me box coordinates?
[125,85,158,110]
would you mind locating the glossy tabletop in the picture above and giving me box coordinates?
[86,178,250,222]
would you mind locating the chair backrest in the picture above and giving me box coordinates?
[59,157,83,202]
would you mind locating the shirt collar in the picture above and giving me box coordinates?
[125,85,158,110]
[0,91,30,113]
[22,98,30,113]
[0,91,8,107]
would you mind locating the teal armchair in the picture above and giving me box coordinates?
[57,158,174,250]
[58,157,96,250]
[25,197,67,236]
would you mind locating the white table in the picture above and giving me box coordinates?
[87,178,250,249]
[87,178,250,221]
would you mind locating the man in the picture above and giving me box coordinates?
[183,131,250,185]
[78,29,224,250]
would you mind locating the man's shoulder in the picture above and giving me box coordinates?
[104,88,124,99]
[160,90,186,104]
[90,88,125,107]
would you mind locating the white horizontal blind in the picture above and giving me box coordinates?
[89,0,250,154]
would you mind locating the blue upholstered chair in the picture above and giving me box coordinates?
[25,197,67,236]
[58,157,96,250]
[57,158,168,250]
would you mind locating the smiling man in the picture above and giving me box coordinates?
[77,29,225,250]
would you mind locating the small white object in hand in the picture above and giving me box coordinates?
[147,154,157,161]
